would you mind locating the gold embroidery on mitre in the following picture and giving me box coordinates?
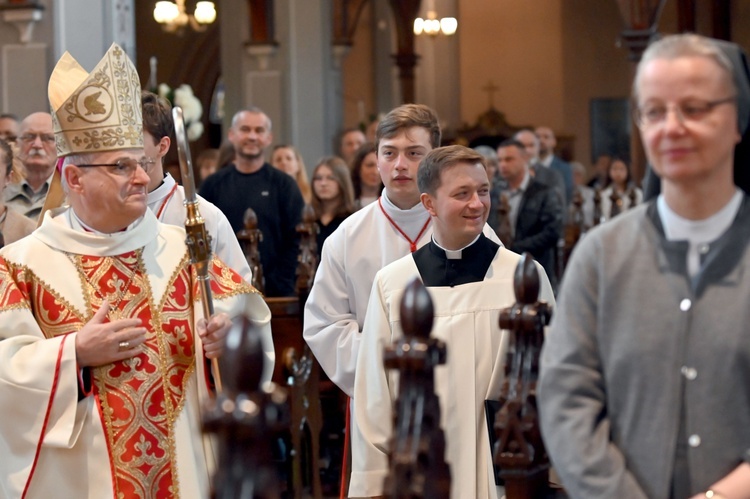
[49,43,143,157]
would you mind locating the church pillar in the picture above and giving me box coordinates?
[387,0,420,104]
[221,0,338,168]
[372,0,398,115]
[414,0,459,134]
[0,0,134,118]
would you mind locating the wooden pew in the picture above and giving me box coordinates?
[265,296,324,499]
[240,205,332,499]
[488,253,554,498]
[203,315,289,499]
[382,278,451,498]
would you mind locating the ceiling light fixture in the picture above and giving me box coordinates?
[153,0,216,33]
[413,0,457,37]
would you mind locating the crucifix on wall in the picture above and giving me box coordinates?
[482,80,499,110]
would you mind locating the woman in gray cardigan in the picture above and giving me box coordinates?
[539,34,750,499]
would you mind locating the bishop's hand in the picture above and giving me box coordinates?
[74,301,148,367]
[197,313,230,359]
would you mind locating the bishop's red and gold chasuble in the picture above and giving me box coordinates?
[0,250,250,499]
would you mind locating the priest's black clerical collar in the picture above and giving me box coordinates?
[413,233,500,287]
[431,234,482,259]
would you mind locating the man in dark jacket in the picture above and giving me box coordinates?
[200,107,304,297]
[497,138,562,289]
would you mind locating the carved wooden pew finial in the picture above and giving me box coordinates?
[627,185,638,210]
[491,253,553,499]
[609,188,622,219]
[203,315,289,499]
[383,278,451,499]
[295,204,319,298]
[562,189,585,270]
[237,207,265,293]
[592,188,603,226]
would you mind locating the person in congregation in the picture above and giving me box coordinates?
[0,43,273,498]
[338,127,367,164]
[271,143,312,203]
[586,153,612,189]
[310,156,355,259]
[569,160,596,227]
[196,147,219,184]
[0,113,19,143]
[304,104,441,396]
[513,128,566,210]
[539,33,750,498]
[599,156,643,221]
[216,138,236,169]
[536,125,574,205]
[3,112,57,220]
[473,144,505,234]
[497,138,563,291]
[350,145,554,499]
[141,90,254,284]
[304,103,499,398]
[349,142,382,209]
[200,107,305,297]
[0,139,35,244]
[365,115,382,143]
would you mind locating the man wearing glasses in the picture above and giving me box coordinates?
[3,112,57,220]
[539,34,750,498]
[0,44,273,498]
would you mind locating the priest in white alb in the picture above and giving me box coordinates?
[350,145,555,499]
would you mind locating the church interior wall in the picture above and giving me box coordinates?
[0,0,55,118]
[458,1,566,140]
[560,0,637,166]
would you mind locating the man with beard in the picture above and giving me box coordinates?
[200,107,304,297]
[4,112,57,220]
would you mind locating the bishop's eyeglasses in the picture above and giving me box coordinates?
[634,96,736,129]
[76,158,157,178]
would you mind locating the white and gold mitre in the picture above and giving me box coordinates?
[48,43,143,157]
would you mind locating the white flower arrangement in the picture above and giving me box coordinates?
[157,83,204,141]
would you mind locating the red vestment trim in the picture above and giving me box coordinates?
[22,334,69,499]
[155,183,179,220]
[377,197,431,253]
